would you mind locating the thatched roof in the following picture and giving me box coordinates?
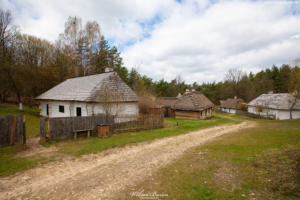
[248,93,300,110]
[156,97,178,107]
[220,98,245,109]
[35,72,138,102]
[171,91,214,111]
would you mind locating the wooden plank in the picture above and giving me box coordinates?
[6,115,12,145]
[16,115,23,144]
[0,116,6,147]
[10,115,16,145]
[49,118,54,141]
[40,118,46,143]
[114,116,139,119]
[23,115,26,145]
[69,117,74,139]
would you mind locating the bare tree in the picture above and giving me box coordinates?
[0,9,20,102]
[96,83,126,116]
[288,64,300,119]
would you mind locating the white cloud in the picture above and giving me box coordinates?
[1,0,299,84]
[123,0,300,83]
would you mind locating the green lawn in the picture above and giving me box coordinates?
[120,118,300,199]
[0,104,41,137]
[57,115,236,156]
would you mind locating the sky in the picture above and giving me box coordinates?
[1,0,300,84]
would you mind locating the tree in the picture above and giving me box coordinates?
[288,65,300,119]
[221,68,246,100]
[96,83,126,116]
[0,9,20,102]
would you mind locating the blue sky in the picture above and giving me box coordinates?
[1,0,300,84]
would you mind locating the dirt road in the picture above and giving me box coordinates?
[0,121,255,200]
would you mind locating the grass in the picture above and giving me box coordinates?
[0,144,56,176]
[119,118,300,199]
[0,104,41,137]
[57,115,236,156]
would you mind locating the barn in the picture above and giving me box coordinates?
[247,93,300,120]
[220,97,245,113]
[156,97,179,117]
[171,90,214,120]
[35,69,139,118]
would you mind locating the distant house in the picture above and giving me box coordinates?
[156,97,179,117]
[171,90,214,120]
[35,69,139,118]
[247,93,300,120]
[220,97,245,113]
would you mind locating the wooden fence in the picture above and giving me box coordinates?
[236,110,276,120]
[114,114,164,133]
[214,108,227,113]
[41,115,114,141]
[0,115,25,147]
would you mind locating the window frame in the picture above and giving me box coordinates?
[59,105,65,113]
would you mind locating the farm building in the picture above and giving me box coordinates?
[247,93,300,120]
[156,97,179,117]
[35,69,139,118]
[171,90,214,120]
[220,97,245,113]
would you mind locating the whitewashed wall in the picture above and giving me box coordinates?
[248,106,300,120]
[39,100,71,117]
[221,108,236,113]
[278,110,300,120]
[89,102,139,116]
[38,100,139,118]
[39,100,48,117]
[51,101,71,117]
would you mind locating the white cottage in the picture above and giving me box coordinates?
[247,93,300,120]
[220,97,245,114]
[35,70,139,118]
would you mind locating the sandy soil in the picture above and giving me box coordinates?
[16,137,59,158]
[0,121,255,200]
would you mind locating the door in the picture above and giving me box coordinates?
[46,104,49,116]
[76,107,82,116]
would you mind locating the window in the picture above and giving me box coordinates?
[46,104,49,115]
[59,105,64,113]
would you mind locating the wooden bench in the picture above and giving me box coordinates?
[73,129,92,139]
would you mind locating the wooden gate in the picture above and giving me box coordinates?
[0,115,26,147]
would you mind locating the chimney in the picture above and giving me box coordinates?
[234,96,237,99]
[105,67,113,73]
[186,89,189,92]
[192,89,195,91]
[268,91,273,94]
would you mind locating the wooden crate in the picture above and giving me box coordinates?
[98,125,109,138]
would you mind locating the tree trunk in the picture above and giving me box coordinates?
[290,102,295,119]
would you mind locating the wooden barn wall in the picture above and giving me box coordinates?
[162,107,174,118]
[174,110,199,119]
[0,114,24,147]
[47,115,114,140]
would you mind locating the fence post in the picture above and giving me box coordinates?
[23,115,26,145]
[40,118,46,143]
[10,115,16,145]
[139,115,141,131]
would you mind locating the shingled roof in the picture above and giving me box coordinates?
[220,98,245,109]
[248,93,300,110]
[171,91,214,111]
[35,72,138,102]
[156,97,178,107]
